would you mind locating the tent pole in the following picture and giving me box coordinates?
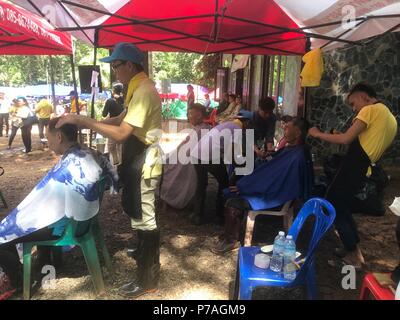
[89,29,99,149]
[69,53,83,143]
[302,37,312,119]
[49,55,57,111]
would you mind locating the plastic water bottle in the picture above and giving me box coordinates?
[283,235,297,281]
[270,231,285,272]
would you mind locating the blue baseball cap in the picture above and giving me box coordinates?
[100,42,144,65]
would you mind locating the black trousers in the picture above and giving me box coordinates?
[193,162,229,218]
[8,125,19,147]
[8,124,32,152]
[38,118,50,140]
[0,113,9,136]
[21,124,32,153]
[326,139,370,251]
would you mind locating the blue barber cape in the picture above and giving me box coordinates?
[0,145,118,244]
[225,145,314,210]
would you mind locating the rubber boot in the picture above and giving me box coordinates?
[119,229,160,299]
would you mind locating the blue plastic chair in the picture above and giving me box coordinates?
[236,197,336,300]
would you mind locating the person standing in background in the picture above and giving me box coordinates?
[217,92,229,115]
[0,93,10,137]
[187,84,195,107]
[35,96,53,143]
[102,83,125,166]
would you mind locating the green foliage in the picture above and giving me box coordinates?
[152,52,221,89]
[0,40,111,89]
[0,41,220,91]
[152,52,201,83]
[87,98,106,121]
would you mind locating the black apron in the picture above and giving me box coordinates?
[326,138,371,201]
[119,135,148,219]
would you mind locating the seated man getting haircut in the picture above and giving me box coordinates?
[0,117,117,290]
[211,117,314,254]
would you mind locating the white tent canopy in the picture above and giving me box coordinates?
[13,0,400,53]
[276,0,400,50]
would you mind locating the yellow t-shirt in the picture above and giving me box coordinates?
[35,99,53,119]
[123,75,162,178]
[356,103,397,163]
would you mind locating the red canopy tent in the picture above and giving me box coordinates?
[15,0,307,55]
[12,1,400,55]
[0,0,72,55]
[89,0,307,55]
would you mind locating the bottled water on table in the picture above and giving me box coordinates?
[283,235,297,280]
[270,231,285,272]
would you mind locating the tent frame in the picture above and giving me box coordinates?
[41,0,400,54]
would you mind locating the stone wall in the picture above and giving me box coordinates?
[307,32,400,164]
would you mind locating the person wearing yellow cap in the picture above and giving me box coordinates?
[56,42,162,299]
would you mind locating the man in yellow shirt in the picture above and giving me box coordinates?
[35,97,53,142]
[57,42,162,299]
[309,82,397,269]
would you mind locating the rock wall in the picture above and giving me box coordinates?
[307,32,400,164]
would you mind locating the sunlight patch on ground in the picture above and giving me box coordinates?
[178,287,223,300]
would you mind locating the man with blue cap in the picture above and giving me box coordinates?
[57,42,162,299]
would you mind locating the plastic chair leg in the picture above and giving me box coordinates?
[359,280,370,300]
[23,244,33,300]
[244,212,257,246]
[283,210,293,233]
[238,278,253,300]
[306,262,317,300]
[92,220,113,275]
[98,234,113,275]
[80,238,105,294]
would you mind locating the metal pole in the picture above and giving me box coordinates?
[69,53,83,144]
[89,29,98,148]
[303,37,312,118]
[49,55,57,110]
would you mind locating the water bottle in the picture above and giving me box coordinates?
[270,231,285,272]
[283,235,297,281]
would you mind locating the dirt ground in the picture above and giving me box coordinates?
[0,129,399,300]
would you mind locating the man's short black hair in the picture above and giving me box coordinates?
[259,97,275,112]
[112,82,123,94]
[228,94,236,100]
[48,117,78,142]
[291,117,310,143]
[348,82,377,99]
[279,115,293,123]
[188,103,206,118]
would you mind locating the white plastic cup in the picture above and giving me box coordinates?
[254,253,270,269]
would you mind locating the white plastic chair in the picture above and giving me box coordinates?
[244,200,294,246]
